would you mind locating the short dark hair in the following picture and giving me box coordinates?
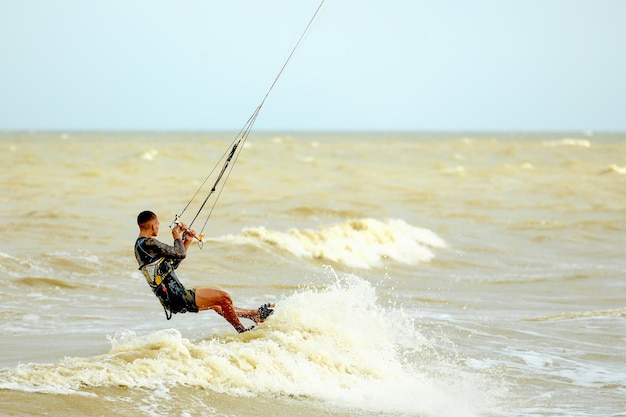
[137,210,157,226]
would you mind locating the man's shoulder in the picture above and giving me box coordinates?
[135,236,161,251]
[139,237,163,246]
[137,236,159,243]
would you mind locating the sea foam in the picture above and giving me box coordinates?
[221,218,446,269]
[0,273,502,417]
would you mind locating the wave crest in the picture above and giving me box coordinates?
[524,307,626,321]
[543,138,591,148]
[224,218,445,269]
[600,164,626,175]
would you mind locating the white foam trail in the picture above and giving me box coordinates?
[0,273,502,417]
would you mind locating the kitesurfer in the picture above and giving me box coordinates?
[134,210,273,333]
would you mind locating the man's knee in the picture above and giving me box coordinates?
[217,290,233,306]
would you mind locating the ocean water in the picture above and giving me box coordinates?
[0,131,625,417]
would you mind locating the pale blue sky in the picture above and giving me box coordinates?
[1,0,625,132]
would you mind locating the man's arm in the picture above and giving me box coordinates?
[143,237,186,260]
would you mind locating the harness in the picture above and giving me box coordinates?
[135,238,174,320]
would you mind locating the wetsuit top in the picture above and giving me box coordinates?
[134,236,186,273]
[134,237,198,317]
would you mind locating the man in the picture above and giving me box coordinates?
[134,210,273,333]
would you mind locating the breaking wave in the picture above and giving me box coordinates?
[219,218,446,269]
[0,274,502,417]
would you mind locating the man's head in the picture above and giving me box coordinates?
[137,210,159,235]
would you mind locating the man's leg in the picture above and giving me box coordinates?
[234,307,264,323]
[194,288,251,332]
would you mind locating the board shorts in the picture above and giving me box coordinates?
[161,277,199,314]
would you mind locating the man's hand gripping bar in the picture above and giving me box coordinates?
[170,215,205,248]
